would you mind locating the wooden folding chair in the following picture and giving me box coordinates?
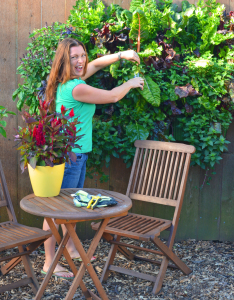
[0,160,52,294]
[92,140,196,294]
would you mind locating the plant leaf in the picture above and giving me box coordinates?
[137,75,160,107]
[126,123,149,142]
[45,158,54,167]
[29,156,37,169]
[129,0,143,13]
[0,127,6,138]
[110,60,120,79]
[129,9,149,52]
[68,151,77,162]
[0,120,7,127]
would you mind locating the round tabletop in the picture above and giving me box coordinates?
[20,188,132,221]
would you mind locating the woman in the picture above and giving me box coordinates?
[43,38,144,278]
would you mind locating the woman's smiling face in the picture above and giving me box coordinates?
[70,45,87,77]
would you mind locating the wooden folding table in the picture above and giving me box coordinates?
[20,188,132,300]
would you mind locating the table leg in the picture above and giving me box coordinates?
[34,231,70,300]
[45,218,92,300]
[64,218,110,300]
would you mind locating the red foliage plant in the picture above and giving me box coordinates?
[15,98,83,172]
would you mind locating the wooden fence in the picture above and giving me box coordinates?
[1,0,234,241]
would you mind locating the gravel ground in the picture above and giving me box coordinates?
[0,238,234,300]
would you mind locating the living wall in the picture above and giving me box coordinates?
[13,0,234,181]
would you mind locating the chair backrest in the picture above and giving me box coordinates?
[0,160,17,222]
[126,140,196,225]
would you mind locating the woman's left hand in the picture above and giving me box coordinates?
[120,50,140,64]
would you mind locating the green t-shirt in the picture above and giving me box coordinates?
[56,78,95,153]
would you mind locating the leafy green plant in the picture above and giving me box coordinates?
[0,107,16,138]
[13,0,234,183]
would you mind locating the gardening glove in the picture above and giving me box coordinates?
[71,190,117,209]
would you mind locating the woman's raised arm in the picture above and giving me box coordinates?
[72,77,144,104]
[81,50,140,80]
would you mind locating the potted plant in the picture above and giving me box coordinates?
[15,99,82,197]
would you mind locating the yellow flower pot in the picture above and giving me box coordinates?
[28,163,65,197]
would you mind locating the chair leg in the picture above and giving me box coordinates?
[117,245,135,260]
[18,245,39,295]
[1,240,44,275]
[152,236,192,275]
[101,235,121,282]
[152,256,169,294]
[1,257,22,275]
[103,232,135,260]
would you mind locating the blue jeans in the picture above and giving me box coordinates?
[61,153,88,189]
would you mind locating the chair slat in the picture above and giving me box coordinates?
[134,220,161,233]
[122,218,148,231]
[132,148,144,193]
[168,152,180,200]
[173,153,185,200]
[114,217,139,230]
[130,193,177,206]
[126,148,140,197]
[138,221,163,234]
[141,149,153,195]
[163,152,176,199]
[135,140,196,153]
[107,215,130,226]
[159,151,171,198]
[116,217,140,230]
[137,149,148,194]
[154,150,166,197]
[126,218,152,232]
[145,149,157,195]
[150,150,161,196]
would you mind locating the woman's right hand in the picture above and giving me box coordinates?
[128,77,145,90]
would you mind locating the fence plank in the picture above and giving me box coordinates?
[177,166,200,240]
[197,163,222,240]
[0,0,18,223]
[220,153,234,241]
[42,0,66,26]
[17,0,42,228]
[103,0,131,9]
[230,0,234,11]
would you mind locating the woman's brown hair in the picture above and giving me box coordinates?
[45,38,88,110]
